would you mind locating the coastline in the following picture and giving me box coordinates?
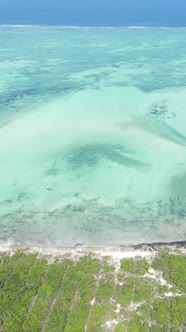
[0,240,185,259]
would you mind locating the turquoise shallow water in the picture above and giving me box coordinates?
[0,26,186,245]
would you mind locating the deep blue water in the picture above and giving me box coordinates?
[0,0,186,26]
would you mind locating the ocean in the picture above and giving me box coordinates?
[0,25,186,246]
[1,0,186,27]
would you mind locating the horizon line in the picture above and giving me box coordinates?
[1,24,186,30]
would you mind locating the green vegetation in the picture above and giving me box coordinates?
[152,247,186,292]
[120,257,150,275]
[0,248,186,331]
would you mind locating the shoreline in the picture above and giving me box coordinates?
[1,240,186,259]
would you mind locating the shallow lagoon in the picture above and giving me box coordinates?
[0,26,186,245]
